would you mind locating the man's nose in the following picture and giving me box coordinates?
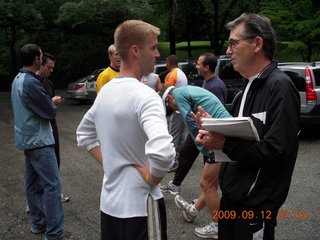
[226,46,233,55]
[155,49,160,58]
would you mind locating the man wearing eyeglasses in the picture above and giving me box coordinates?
[195,13,300,240]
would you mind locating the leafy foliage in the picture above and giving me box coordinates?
[260,0,320,61]
[0,0,319,90]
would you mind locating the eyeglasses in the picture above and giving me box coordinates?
[227,37,256,49]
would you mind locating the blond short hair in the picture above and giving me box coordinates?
[114,20,160,60]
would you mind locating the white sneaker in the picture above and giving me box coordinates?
[160,181,181,195]
[194,222,218,239]
[174,195,197,223]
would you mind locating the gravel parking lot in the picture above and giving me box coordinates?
[1,91,319,240]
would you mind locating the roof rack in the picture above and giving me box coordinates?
[310,62,320,67]
[278,62,311,66]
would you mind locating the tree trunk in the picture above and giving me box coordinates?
[9,24,18,78]
[168,0,176,55]
[186,16,192,57]
[211,0,220,55]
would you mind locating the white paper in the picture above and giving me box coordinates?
[201,117,259,162]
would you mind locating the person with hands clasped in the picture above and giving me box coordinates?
[77,20,175,240]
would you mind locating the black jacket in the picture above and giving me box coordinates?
[220,61,300,223]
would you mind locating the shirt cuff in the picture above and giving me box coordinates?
[86,142,100,152]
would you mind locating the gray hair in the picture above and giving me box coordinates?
[226,13,277,60]
[107,44,117,54]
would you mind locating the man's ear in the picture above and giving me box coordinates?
[130,44,139,57]
[34,56,40,65]
[167,94,173,101]
[254,36,263,53]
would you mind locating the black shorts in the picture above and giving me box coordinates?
[101,197,167,240]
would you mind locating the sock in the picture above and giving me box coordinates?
[190,204,199,214]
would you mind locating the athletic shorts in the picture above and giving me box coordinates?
[101,196,167,240]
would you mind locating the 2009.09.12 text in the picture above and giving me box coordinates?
[211,210,309,220]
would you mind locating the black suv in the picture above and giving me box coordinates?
[278,62,320,125]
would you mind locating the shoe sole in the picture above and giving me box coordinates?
[182,211,194,223]
[160,189,180,196]
[31,228,45,234]
[194,231,217,239]
[174,197,194,223]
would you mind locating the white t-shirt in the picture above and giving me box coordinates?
[77,76,175,218]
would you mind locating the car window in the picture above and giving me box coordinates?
[280,68,306,92]
[155,66,167,75]
[313,69,320,86]
[154,65,168,82]
[181,62,198,77]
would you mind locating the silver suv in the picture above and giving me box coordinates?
[278,62,320,125]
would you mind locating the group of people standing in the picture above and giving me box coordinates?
[11,13,300,240]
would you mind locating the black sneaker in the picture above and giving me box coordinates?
[31,227,45,234]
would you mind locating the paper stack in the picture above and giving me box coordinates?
[201,117,259,162]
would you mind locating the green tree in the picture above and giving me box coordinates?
[260,0,320,61]
[0,0,43,80]
[163,0,260,56]
[0,0,155,89]
[55,0,153,84]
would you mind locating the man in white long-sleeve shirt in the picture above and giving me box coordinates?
[76,20,175,240]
